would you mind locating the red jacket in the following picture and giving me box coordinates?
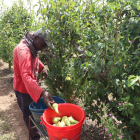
[13,40,44,103]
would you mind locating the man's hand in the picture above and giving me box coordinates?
[41,90,55,110]
[41,66,48,79]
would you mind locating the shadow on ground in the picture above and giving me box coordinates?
[0,67,14,96]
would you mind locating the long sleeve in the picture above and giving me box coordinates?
[18,48,43,103]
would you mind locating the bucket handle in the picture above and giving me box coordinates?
[84,111,86,118]
[40,116,50,138]
[31,102,36,110]
[40,116,44,126]
[40,116,57,140]
[71,132,82,140]
[82,110,87,133]
[40,116,43,121]
[84,110,87,124]
[40,117,57,140]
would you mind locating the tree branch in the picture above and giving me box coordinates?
[73,43,84,54]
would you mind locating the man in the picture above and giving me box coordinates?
[13,28,55,140]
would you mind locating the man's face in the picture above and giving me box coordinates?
[33,36,47,51]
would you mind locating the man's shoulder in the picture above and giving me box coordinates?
[16,40,30,52]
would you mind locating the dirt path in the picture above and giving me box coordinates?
[0,60,28,140]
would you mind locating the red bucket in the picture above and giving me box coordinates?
[40,103,85,140]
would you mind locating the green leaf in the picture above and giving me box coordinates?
[60,0,66,4]
[128,79,136,87]
[128,103,134,108]
[78,6,82,12]
[128,76,139,87]
[128,75,136,80]
[98,43,105,49]
[137,5,140,10]
[71,1,76,7]
[70,22,74,30]
[87,97,91,102]
[117,35,121,42]
[33,4,38,8]
[138,104,140,110]
[126,96,130,101]
[124,5,131,10]
[134,36,140,41]
[117,87,122,94]
[86,41,91,45]
[130,116,136,125]
[91,92,95,97]
[61,15,65,21]
[115,79,120,86]
[86,51,92,57]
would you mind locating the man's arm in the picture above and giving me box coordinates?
[18,49,43,103]
[38,59,48,79]
[38,59,44,73]
[41,90,54,110]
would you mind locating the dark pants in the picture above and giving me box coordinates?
[14,90,41,140]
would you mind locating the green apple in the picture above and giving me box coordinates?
[64,118,71,126]
[52,117,61,124]
[57,120,66,127]
[52,103,60,114]
[68,115,78,124]
[53,124,59,126]
[62,116,67,121]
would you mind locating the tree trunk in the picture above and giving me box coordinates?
[9,61,12,72]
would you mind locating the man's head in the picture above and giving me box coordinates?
[33,28,54,51]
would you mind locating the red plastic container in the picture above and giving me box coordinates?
[40,103,85,140]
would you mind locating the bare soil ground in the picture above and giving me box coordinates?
[0,59,108,140]
[0,59,28,140]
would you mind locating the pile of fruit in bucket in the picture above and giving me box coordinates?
[52,103,78,127]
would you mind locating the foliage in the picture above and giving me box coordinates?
[0,0,33,70]
[35,0,87,102]
[99,103,128,140]
[35,0,140,138]
[40,47,80,103]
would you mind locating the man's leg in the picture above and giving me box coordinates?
[14,90,41,140]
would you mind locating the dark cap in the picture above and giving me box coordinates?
[35,28,55,49]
